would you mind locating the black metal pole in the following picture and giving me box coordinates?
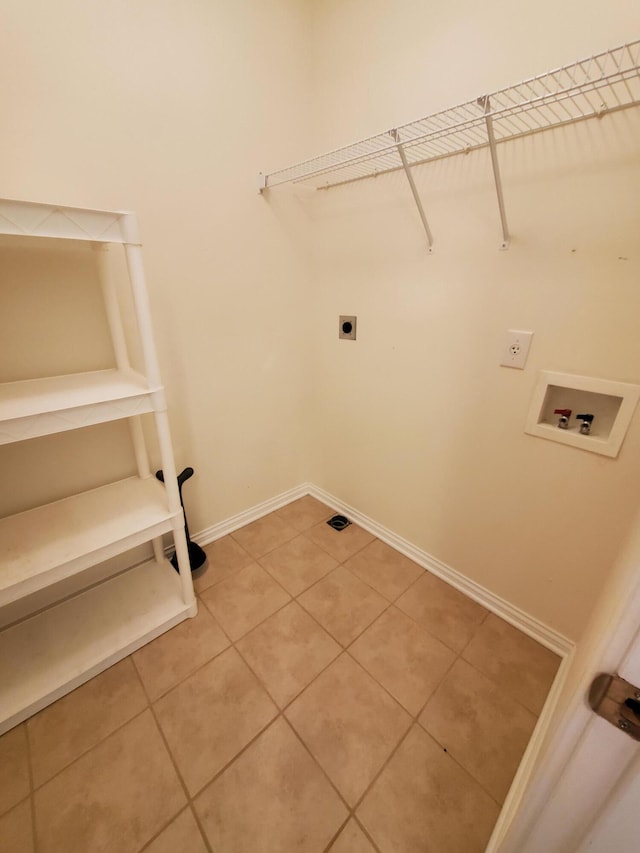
[156,467,207,572]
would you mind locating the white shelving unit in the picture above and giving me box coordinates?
[259,39,640,250]
[0,198,196,735]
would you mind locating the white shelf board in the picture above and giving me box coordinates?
[0,560,196,734]
[0,198,137,244]
[0,368,159,444]
[263,39,640,190]
[0,477,180,607]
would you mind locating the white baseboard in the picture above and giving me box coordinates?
[192,483,310,546]
[191,480,573,659]
[306,483,574,658]
[484,645,575,852]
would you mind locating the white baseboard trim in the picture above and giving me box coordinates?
[306,483,574,659]
[192,482,310,547]
[485,645,575,852]
[190,480,573,659]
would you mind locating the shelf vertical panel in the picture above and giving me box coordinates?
[123,240,195,605]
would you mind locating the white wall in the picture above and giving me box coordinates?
[2,0,640,643]
[306,0,640,640]
[0,1,314,531]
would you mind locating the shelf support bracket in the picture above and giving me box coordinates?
[390,129,434,253]
[478,96,510,250]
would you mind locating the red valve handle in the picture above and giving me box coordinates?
[554,409,572,417]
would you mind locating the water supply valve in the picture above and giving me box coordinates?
[554,408,572,429]
[576,413,594,435]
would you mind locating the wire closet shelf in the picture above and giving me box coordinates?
[261,40,640,192]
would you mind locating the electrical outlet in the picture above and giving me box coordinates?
[339,315,357,340]
[501,330,533,369]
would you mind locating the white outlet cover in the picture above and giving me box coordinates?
[501,330,534,369]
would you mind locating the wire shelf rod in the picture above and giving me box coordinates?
[261,39,640,193]
[315,97,639,193]
[311,91,640,192]
[480,96,510,250]
[392,130,434,251]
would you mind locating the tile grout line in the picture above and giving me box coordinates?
[20,658,153,790]
[200,522,486,663]
[415,720,505,811]
[228,573,432,848]
[201,617,359,820]
[185,802,214,853]
[255,531,339,590]
[130,656,215,853]
[273,507,378,566]
[262,513,490,657]
[273,644,341,713]
[414,654,539,810]
[455,648,545,721]
[294,579,393,649]
[183,713,282,803]
[280,600,513,823]
[26,703,150,795]
[353,814,385,853]
[136,805,211,853]
[198,564,295,642]
[233,496,405,837]
[338,625,465,819]
[136,601,236,705]
[412,649,520,810]
[349,722,417,820]
[23,723,38,853]
[342,620,522,814]
[200,508,419,623]
[199,588,293,647]
[22,703,182,853]
[229,521,301,561]
[126,562,359,834]
[319,815,352,853]
[193,500,333,595]
[458,607,492,658]
[185,504,546,842]
[279,714,354,815]
[205,504,401,827]
[232,627,340,717]
[144,512,444,849]
[209,513,499,808]
[198,522,395,683]
[194,503,524,845]
[200,511,414,604]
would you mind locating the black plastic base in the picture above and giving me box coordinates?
[169,540,207,573]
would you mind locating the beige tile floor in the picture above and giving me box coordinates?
[0,496,561,853]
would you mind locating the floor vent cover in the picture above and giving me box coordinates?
[327,514,351,531]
